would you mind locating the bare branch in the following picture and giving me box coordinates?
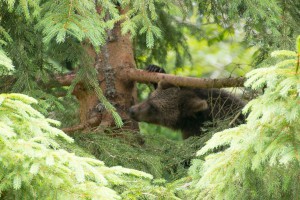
[55,68,245,88]
[120,68,245,88]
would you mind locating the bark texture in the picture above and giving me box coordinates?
[95,17,138,130]
[68,7,138,133]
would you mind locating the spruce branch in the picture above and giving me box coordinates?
[0,93,157,199]
[190,36,300,200]
[0,50,14,72]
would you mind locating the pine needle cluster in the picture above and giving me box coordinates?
[0,93,168,199]
[71,129,211,181]
[188,36,300,199]
[198,0,300,61]
[0,50,14,74]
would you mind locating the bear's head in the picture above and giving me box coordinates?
[129,81,208,128]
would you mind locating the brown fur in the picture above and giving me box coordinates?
[129,81,245,139]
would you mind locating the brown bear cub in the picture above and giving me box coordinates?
[129,65,246,139]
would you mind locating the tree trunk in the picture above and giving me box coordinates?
[68,7,138,133]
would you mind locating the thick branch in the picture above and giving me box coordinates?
[0,73,75,91]
[56,68,246,88]
[120,68,246,88]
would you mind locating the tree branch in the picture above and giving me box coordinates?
[56,68,245,88]
[119,68,245,88]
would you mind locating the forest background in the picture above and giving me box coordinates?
[0,0,300,199]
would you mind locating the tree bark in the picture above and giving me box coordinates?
[69,7,139,133]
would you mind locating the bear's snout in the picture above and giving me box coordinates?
[129,105,143,121]
[128,103,152,122]
[128,106,137,119]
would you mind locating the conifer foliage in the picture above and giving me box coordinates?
[189,36,300,199]
[1,0,300,198]
[0,93,156,199]
[0,50,14,73]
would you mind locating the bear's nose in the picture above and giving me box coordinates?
[128,107,135,117]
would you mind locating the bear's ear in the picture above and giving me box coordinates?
[185,98,208,115]
[157,81,177,90]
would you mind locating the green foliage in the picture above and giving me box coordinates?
[37,0,109,46]
[140,122,182,141]
[168,30,256,78]
[71,129,212,182]
[133,1,194,67]
[0,2,69,116]
[121,0,187,49]
[71,66,124,127]
[199,0,299,53]
[47,94,80,128]
[0,93,163,199]
[0,50,14,73]
[135,0,299,68]
[188,36,300,199]
[59,133,184,200]
[1,1,300,198]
